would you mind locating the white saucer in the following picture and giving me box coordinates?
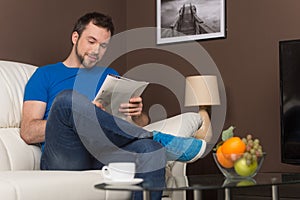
[103,178,143,185]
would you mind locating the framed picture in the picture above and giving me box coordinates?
[157,0,226,44]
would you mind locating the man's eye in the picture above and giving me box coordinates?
[100,43,108,49]
[88,40,95,44]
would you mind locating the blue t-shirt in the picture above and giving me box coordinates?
[24,62,119,120]
[24,62,118,151]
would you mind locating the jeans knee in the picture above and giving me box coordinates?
[54,90,73,105]
[52,90,88,111]
[48,90,77,124]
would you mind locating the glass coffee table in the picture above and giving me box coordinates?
[95,173,300,200]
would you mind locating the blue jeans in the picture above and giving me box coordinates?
[41,90,166,200]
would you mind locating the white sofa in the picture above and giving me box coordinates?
[0,60,202,200]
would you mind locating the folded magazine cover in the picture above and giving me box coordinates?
[94,74,149,119]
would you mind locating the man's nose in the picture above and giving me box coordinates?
[91,44,101,54]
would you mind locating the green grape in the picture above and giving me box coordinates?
[246,134,252,141]
[248,140,254,147]
[242,138,247,144]
[257,149,262,156]
[246,145,252,152]
[240,134,264,166]
[246,153,252,160]
[252,155,257,161]
[258,145,262,151]
[246,159,252,166]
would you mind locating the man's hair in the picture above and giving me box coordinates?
[72,12,114,37]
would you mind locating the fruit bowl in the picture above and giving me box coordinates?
[213,152,266,179]
[222,177,256,187]
[214,127,266,179]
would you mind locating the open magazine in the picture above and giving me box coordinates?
[94,74,149,119]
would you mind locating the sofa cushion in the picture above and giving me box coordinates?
[0,60,36,128]
[0,128,41,170]
[143,112,202,137]
[0,178,17,200]
[0,170,131,200]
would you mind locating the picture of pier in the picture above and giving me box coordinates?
[157,0,226,44]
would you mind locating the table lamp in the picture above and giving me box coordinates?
[185,75,220,142]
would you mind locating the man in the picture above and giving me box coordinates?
[20,12,208,199]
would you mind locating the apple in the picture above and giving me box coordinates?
[236,179,256,186]
[234,158,258,177]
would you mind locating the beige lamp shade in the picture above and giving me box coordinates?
[185,75,220,106]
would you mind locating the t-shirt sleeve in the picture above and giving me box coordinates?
[23,68,48,103]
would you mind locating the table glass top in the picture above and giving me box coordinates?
[94,173,300,192]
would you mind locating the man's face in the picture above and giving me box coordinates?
[73,22,111,68]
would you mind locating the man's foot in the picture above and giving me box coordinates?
[193,109,213,142]
[153,131,206,163]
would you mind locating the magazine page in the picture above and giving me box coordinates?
[94,74,149,119]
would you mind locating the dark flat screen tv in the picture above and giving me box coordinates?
[280,39,300,165]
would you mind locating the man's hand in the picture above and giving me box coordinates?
[92,100,105,110]
[119,97,143,117]
[119,97,149,126]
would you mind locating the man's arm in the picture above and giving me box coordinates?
[131,112,149,127]
[20,101,47,144]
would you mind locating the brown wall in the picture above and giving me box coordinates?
[1,0,300,174]
[126,0,300,174]
[0,0,126,66]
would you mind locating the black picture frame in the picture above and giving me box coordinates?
[157,0,226,44]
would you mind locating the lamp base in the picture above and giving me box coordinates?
[193,107,213,143]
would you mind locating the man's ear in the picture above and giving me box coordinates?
[72,31,79,45]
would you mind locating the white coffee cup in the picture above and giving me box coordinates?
[102,162,136,181]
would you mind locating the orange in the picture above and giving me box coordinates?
[221,137,246,161]
[216,145,234,168]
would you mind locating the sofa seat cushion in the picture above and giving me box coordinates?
[0,170,131,200]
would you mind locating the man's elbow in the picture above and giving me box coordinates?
[20,129,33,144]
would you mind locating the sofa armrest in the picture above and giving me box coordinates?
[144,112,201,175]
[166,161,186,176]
[144,112,204,200]
[144,112,202,138]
